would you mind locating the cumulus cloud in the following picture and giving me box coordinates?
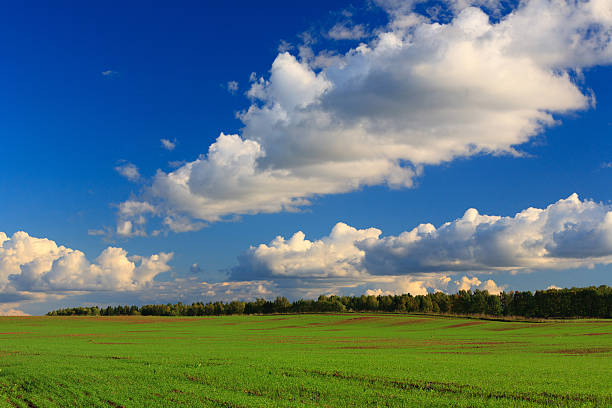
[236,195,612,283]
[328,22,369,40]
[227,81,239,94]
[233,222,380,280]
[101,70,117,76]
[114,162,140,182]
[480,279,505,295]
[0,302,30,316]
[163,215,206,233]
[161,138,177,151]
[0,231,172,297]
[0,231,296,313]
[1,223,516,314]
[278,40,294,53]
[456,276,482,291]
[116,201,156,237]
[116,0,612,232]
[362,194,612,274]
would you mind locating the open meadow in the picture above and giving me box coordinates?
[0,314,610,407]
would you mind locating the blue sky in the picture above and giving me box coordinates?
[1,0,611,315]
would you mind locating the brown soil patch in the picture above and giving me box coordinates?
[443,321,487,329]
[488,324,540,331]
[337,345,388,349]
[97,316,209,323]
[126,330,161,333]
[334,316,383,325]
[156,336,190,340]
[583,332,610,336]
[388,318,431,326]
[429,351,494,355]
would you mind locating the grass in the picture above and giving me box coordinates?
[0,314,610,407]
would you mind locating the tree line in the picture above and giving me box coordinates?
[46,285,611,318]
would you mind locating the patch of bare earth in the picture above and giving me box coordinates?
[443,321,487,329]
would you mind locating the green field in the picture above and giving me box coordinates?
[0,314,610,407]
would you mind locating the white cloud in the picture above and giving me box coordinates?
[546,285,562,290]
[114,162,140,182]
[456,276,482,291]
[235,194,612,281]
[362,275,450,296]
[278,40,294,53]
[361,194,612,274]
[101,70,117,76]
[481,279,505,295]
[328,22,369,40]
[1,226,516,314]
[233,222,380,280]
[116,220,135,237]
[116,201,156,237]
[227,81,239,94]
[161,138,177,151]
[365,288,390,296]
[163,215,205,233]
[0,231,173,296]
[0,302,30,316]
[117,0,612,232]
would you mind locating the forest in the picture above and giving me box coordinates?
[46,285,611,318]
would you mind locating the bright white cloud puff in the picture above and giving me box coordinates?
[235,194,612,279]
[119,0,612,233]
[0,226,508,313]
[0,231,172,296]
[161,138,177,151]
[114,162,140,182]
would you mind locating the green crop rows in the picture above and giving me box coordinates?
[0,314,610,407]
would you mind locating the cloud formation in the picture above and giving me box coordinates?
[328,22,369,40]
[235,194,612,280]
[0,231,172,299]
[116,0,612,233]
[0,226,507,314]
[114,162,140,182]
[0,231,280,312]
[227,81,239,94]
[161,138,176,151]
[0,303,30,316]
